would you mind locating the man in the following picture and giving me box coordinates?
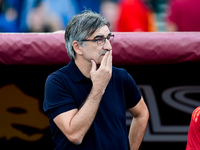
[186,106,200,150]
[43,11,149,150]
[117,0,157,32]
[166,0,200,31]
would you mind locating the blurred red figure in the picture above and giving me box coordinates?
[186,107,200,150]
[166,0,200,31]
[117,0,157,32]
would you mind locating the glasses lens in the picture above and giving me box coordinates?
[109,35,114,43]
[96,35,114,46]
[97,38,104,46]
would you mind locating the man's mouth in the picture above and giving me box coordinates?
[100,50,107,56]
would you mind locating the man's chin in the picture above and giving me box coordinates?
[95,55,104,66]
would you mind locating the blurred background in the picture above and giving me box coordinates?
[1,0,200,150]
[1,0,200,33]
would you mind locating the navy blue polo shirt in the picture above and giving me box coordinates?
[43,60,141,150]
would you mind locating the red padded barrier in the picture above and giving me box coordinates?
[0,32,200,65]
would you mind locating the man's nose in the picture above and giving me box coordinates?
[102,39,112,50]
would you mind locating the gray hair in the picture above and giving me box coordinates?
[64,10,110,60]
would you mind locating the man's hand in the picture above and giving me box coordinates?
[90,50,112,92]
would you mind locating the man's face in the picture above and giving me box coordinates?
[81,25,112,65]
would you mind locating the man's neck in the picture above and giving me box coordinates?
[74,58,92,79]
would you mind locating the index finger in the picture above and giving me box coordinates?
[100,51,110,67]
[107,50,112,68]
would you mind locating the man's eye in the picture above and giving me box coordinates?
[96,38,103,42]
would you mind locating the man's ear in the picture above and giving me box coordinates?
[72,41,83,55]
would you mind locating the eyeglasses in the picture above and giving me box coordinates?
[81,34,114,46]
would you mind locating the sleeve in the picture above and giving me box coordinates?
[123,70,141,109]
[43,73,77,119]
[191,107,200,129]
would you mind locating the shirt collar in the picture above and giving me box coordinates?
[66,60,88,82]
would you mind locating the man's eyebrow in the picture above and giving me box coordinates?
[94,33,112,39]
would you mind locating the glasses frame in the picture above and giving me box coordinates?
[81,34,114,46]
